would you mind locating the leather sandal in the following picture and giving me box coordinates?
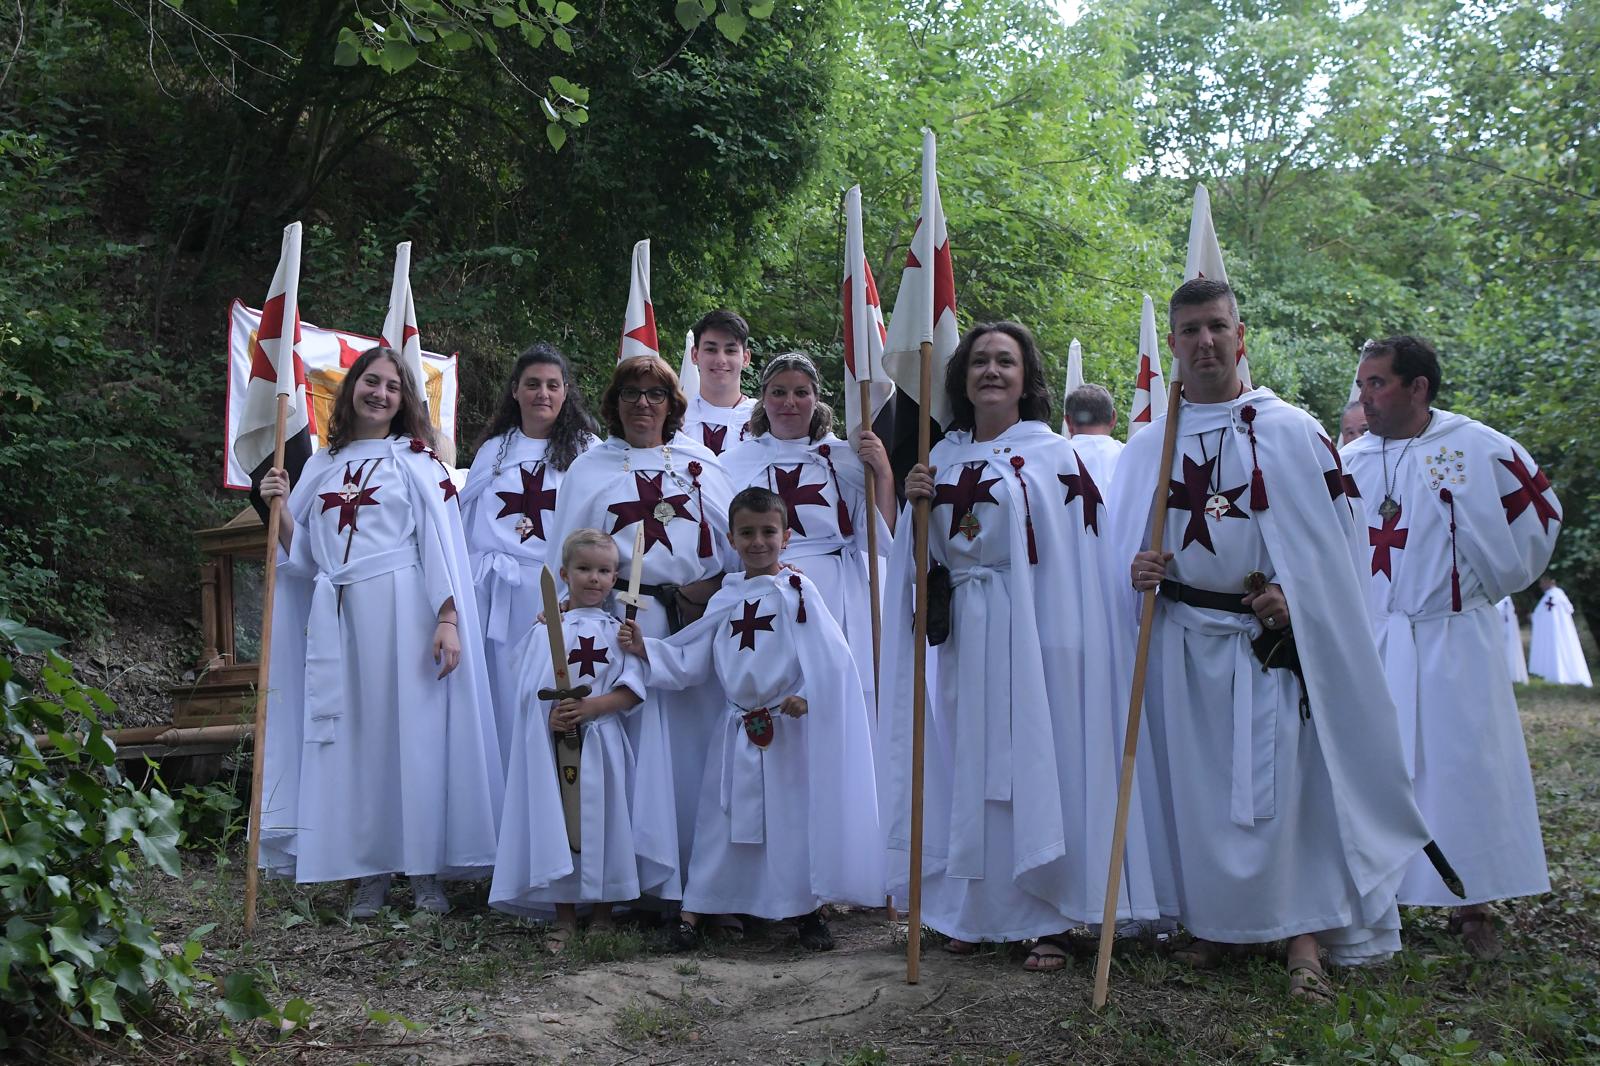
[1287,957,1334,1004]
[1023,934,1072,973]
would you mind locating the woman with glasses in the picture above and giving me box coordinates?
[549,355,739,895]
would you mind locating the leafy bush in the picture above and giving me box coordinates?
[0,619,204,1048]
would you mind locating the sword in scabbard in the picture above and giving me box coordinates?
[1424,840,1467,899]
[538,566,588,854]
[614,524,649,623]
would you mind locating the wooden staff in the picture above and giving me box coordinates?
[243,394,289,935]
[858,380,883,698]
[906,339,934,984]
[1091,373,1184,1009]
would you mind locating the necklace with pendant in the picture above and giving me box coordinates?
[1199,430,1230,520]
[1379,413,1429,520]
[624,444,683,523]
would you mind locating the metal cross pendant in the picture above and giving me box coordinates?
[1378,496,1401,521]
[1205,492,1232,521]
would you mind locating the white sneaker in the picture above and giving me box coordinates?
[411,874,451,915]
[350,874,392,919]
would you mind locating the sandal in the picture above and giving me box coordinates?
[544,920,578,954]
[943,937,979,955]
[665,919,703,953]
[1448,909,1502,960]
[710,914,746,940]
[1171,938,1243,970]
[1023,934,1071,973]
[1287,958,1334,1004]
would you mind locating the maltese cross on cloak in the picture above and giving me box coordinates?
[568,635,610,679]
[701,424,728,455]
[1168,453,1246,554]
[1499,453,1561,532]
[496,463,557,543]
[729,599,776,651]
[608,471,694,555]
[1058,454,1104,535]
[319,464,381,533]
[934,463,1000,541]
[772,464,829,536]
[1368,506,1409,579]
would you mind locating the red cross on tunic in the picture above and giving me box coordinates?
[1320,435,1359,501]
[568,635,609,679]
[933,463,1001,541]
[439,474,459,505]
[1167,453,1246,554]
[496,463,557,543]
[701,424,728,455]
[771,464,830,536]
[729,599,776,651]
[1499,453,1561,532]
[1057,454,1103,535]
[607,471,694,555]
[1368,505,1409,578]
[318,463,381,533]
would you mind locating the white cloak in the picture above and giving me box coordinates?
[643,571,884,917]
[260,436,503,883]
[1498,597,1529,685]
[879,421,1167,942]
[682,394,756,457]
[1344,410,1556,904]
[461,429,599,773]
[1530,586,1592,687]
[1110,389,1429,962]
[489,607,680,915]
[1067,433,1124,497]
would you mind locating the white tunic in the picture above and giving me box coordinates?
[1344,411,1556,905]
[682,394,756,457]
[1530,586,1592,686]
[260,437,503,884]
[1498,597,1529,685]
[1067,433,1124,496]
[644,572,883,918]
[461,430,598,773]
[490,607,680,915]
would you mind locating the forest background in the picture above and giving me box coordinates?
[1,0,1595,644]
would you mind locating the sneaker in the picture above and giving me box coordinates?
[411,874,451,915]
[350,874,392,919]
[796,911,834,951]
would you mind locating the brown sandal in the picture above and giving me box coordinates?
[1287,959,1334,1004]
[943,937,979,955]
[544,920,578,954]
[1023,934,1072,973]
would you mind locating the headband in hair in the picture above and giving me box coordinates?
[759,352,821,390]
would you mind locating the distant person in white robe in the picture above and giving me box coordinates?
[1498,597,1529,685]
[1345,334,1559,959]
[681,309,757,456]
[1530,576,1593,687]
[620,488,883,952]
[1339,401,1368,446]
[258,347,503,918]
[462,343,599,773]
[1118,280,1430,1003]
[1063,383,1124,491]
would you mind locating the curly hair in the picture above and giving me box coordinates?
[941,322,1053,432]
[599,356,688,442]
[746,351,835,442]
[475,342,598,474]
[327,347,433,454]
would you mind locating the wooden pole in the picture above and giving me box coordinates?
[242,393,289,936]
[1091,374,1184,1009]
[906,340,934,984]
[857,380,884,700]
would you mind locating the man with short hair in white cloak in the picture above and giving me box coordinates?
[1529,576,1592,687]
[1115,279,1431,1002]
[1063,383,1124,490]
[1344,334,1559,958]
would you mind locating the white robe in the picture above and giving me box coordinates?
[1530,586,1592,687]
[1067,433,1124,496]
[1498,597,1529,685]
[489,607,680,915]
[644,571,883,917]
[461,430,599,773]
[547,434,739,875]
[1344,410,1556,905]
[721,432,890,713]
[879,421,1166,942]
[1110,390,1430,964]
[260,436,503,884]
[682,394,756,457]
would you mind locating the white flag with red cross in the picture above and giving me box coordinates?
[1183,183,1249,387]
[380,241,426,404]
[233,222,311,478]
[678,329,700,399]
[883,129,960,431]
[1128,294,1168,439]
[842,185,893,434]
[1060,337,1085,434]
[617,239,659,362]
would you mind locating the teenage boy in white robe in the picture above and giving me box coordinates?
[619,487,883,951]
[1529,576,1592,687]
[489,528,680,949]
[681,309,757,456]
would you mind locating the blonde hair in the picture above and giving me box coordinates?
[560,527,618,569]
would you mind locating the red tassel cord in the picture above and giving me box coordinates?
[1241,404,1269,511]
[1440,487,1462,612]
[1009,455,1039,564]
[789,573,807,623]
[688,461,713,558]
[817,443,855,536]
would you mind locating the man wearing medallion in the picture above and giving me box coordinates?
[1343,335,1559,958]
[1112,279,1431,1002]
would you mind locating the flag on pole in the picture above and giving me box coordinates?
[678,329,700,399]
[882,129,960,476]
[1060,337,1085,434]
[842,185,893,435]
[233,222,314,520]
[1128,294,1168,439]
[618,239,659,362]
[1183,183,1249,387]
[380,241,426,404]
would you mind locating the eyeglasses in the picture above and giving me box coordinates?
[619,386,670,406]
